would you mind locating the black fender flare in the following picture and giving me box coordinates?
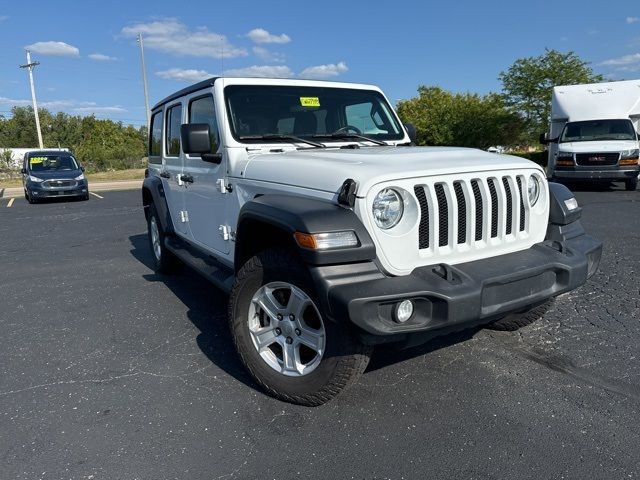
[235,194,376,267]
[142,176,174,235]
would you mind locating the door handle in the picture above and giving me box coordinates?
[180,174,194,183]
[159,171,170,179]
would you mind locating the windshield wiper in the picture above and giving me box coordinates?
[238,134,325,149]
[313,132,388,146]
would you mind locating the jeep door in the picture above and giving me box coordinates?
[162,102,189,237]
[182,92,230,255]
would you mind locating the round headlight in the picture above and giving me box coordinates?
[372,188,404,229]
[528,175,540,206]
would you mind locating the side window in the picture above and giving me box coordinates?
[166,104,183,157]
[189,95,219,153]
[149,111,163,162]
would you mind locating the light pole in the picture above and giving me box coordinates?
[19,50,44,148]
[137,33,151,127]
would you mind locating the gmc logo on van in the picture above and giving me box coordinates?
[588,156,606,162]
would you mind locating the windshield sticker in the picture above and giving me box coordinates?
[300,97,320,107]
[30,157,46,165]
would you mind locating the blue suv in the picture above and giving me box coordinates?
[21,150,89,203]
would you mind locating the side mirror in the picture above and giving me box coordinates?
[539,132,549,145]
[403,123,417,145]
[180,123,222,164]
[20,167,26,174]
[80,166,85,172]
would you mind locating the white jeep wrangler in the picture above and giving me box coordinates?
[142,77,602,406]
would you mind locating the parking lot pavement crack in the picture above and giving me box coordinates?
[0,371,141,398]
[493,333,640,402]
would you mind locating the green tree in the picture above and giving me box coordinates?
[396,86,523,149]
[0,106,147,171]
[499,49,604,138]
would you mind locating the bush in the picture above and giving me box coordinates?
[510,150,548,167]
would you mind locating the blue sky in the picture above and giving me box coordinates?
[1,0,640,127]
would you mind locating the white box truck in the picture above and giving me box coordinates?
[541,80,640,191]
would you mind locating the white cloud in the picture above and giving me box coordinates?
[601,53,640,70]
[224,65,294,78]
[89,53,117,61]
[0,97,126,114]
[247,28,291,44]
[299,62,348,79]
[156,68,214,82]
[0,15,8,22]
[25,41,80,57]
[252,46,286,63]
[627,16,639,24]
[121,18,247,58]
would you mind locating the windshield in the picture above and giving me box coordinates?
[560,120,637,143]
[28,155,79,172]
[225,85,404,144]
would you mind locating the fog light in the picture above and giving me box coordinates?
[395,300,414,323]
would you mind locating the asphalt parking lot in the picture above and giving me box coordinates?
[1,186,639,479]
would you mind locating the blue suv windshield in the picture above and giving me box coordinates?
[29,155,79,172]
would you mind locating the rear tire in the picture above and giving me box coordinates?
[625,177,638,191]
[229,248,372,406]
[486,299,554,331]
[146,203,178,274]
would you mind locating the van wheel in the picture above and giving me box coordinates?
[229,249,372,406]
[27,190,36,204]
[625,177,638,191]
[486,300,554,331]
[146,203,178,273]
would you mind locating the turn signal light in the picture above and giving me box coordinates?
[619,158,639,166]
[294,231,359,250]
[556,159,574,166]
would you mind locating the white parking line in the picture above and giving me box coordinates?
[7,198,15,208]
[89,192,104,199]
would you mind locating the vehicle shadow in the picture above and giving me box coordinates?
[128,233,258,390]
[128,233,481,390]
[559,180,623,193]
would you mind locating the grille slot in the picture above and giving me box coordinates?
[414,186,430,249]
[487,178,499,238]
[471,180,483,241]
[453,181,466,244]
[502,177,513,235]
[434,184,449,247]
[516,177,526,232]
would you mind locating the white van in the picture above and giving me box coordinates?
[542,80,640,191]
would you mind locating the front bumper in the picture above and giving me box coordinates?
[27,181,88,198]
[314,231,601,345]
[552,166,638,181]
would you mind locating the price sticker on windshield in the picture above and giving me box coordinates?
[30,157,46,165]
[300,97,320,107]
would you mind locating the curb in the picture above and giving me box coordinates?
[0,180,143,198]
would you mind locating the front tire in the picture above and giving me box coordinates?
[625,177,638,191]
[146,203,178,274]
[229,249,372,406]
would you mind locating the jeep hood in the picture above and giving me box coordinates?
[241,146,543,194]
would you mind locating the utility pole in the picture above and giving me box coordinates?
[19,50,43,148]
[137,33,151,127]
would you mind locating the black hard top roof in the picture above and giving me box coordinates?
[26,150,72,157]
[151,77,219,111]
